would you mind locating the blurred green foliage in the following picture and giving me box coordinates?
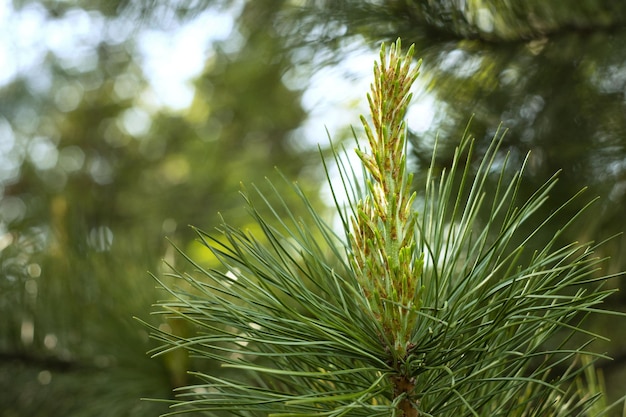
[1,0,625,415]
[0,1,321,416]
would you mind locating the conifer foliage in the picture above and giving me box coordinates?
[146,40,624,416]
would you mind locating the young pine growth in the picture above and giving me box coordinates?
[351,41,423,362]
[146,39,624,417]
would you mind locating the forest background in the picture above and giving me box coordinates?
[0,1,625,416]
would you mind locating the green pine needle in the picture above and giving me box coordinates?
[146,39,625,417]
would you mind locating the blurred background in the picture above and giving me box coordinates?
[0,1,625,416]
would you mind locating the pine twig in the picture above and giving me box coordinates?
[350,38,422,416]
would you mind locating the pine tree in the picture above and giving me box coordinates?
[145,39,625,417]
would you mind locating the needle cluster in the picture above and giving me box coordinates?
[145,39,625,417]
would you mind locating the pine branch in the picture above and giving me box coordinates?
[0,351,95,372]
[145,39,625,417]
[349,39,423,416]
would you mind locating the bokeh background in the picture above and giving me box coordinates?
[1,1,625,416]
